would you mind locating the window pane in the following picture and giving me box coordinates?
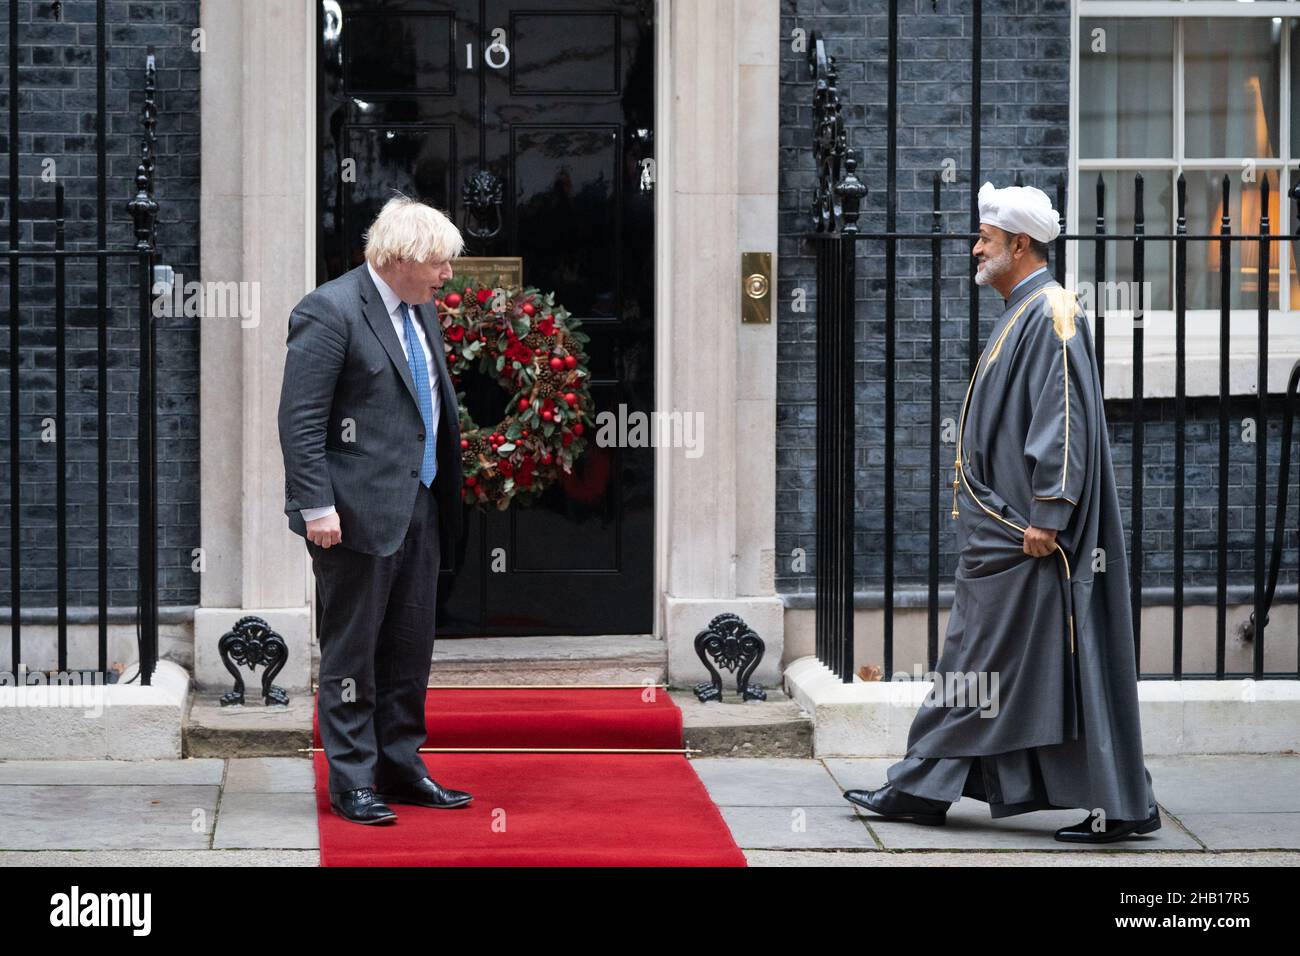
[1292,21,1299,156]
[1184,170,1285,310]
[1077,170,1174,313]
[1291,168,1299,310]
[1184,18,1281,159]
[1079,19,1174,159]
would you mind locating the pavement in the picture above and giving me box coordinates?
[0,754,1297,866]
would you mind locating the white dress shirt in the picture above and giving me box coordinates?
[301,262,441,523]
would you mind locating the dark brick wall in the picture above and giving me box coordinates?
[0,0,200,614]
[776,0,1299,602]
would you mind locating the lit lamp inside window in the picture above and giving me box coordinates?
[1204,76,1297,305]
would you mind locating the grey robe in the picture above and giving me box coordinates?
[889,268,1156,822]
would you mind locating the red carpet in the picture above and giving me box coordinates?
[313,688,746,867]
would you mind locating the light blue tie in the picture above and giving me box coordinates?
[400,302,438,486]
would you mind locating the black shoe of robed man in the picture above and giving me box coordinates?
[842,782,950,826]
[1054,806,1161,844]
[375,775,473,809]
[330,786,398,825]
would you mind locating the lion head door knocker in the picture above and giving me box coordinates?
[461,169,504,241]
[218,615,289,706]
[693,613,767,703]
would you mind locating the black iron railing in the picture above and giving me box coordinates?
[805,16,1300,684]
[3,6,160,684]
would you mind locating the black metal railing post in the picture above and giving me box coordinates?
[128,53,160,686]
[928,174,942,671]
[1216,175,1232,678]
[1094,174,1106,396]
[1131,172,1146,670]
[8,0,21,677]
[1174,173,1187,678]
[55,184,68,672]
[1253,177,1271,680]
[882,0,898,680]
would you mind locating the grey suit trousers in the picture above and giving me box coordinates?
[308,479,441,794]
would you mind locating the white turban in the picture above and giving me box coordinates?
[977,181,1060,244]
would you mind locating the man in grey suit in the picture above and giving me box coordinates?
[278,195,471,825]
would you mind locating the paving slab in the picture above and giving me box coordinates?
[744,757,1208,851]
[0,784,218,850]
[862,801,1202,852]
[689,757,846,806]
[1170,813,1300,851]
[213,791,319,849]
[0,758,224,786]
[0,849,319,866]
[222,757,315,793]
[1144,754,1300,814]
[715,805,879,850]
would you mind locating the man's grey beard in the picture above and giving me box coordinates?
[974,247,1012,286]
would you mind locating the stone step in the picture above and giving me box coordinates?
[677,689,814,758]
[186,636,809,758]
[424,634,668,686]
[185,696,314,759]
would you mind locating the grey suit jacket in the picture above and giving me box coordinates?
[278,262,464,562]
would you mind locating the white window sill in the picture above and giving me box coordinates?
[1097,310,1300,399]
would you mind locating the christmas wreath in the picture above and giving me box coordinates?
[434,280,593,510]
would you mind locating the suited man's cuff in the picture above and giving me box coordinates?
[301,505,337,522]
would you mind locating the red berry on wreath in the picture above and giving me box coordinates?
[522,302,535,316]
[573,423,584,436]
[518,398,529,411]
[562,432,573,447]
[549,357,563,371]
[460,439,469,449]
[445,292,461,308]
[541,409,553,421]
[564,355,577,370]
[564,392,577,405]
[541,453,553,465]
[465,476,477,486]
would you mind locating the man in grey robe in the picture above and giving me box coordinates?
[844,182,1161,844]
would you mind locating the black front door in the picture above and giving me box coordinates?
[317,0,655,636]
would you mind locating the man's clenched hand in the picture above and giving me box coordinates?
[307,512,343,549]
[1023,524,1057,557]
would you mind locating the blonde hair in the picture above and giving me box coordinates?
[363,193,465,268]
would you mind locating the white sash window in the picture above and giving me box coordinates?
[1072,1,1298,397]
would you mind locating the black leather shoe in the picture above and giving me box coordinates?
[330,787,397,825]
[1054,806,1161,844]
[375,775,473,809]
[843,783,949,826]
